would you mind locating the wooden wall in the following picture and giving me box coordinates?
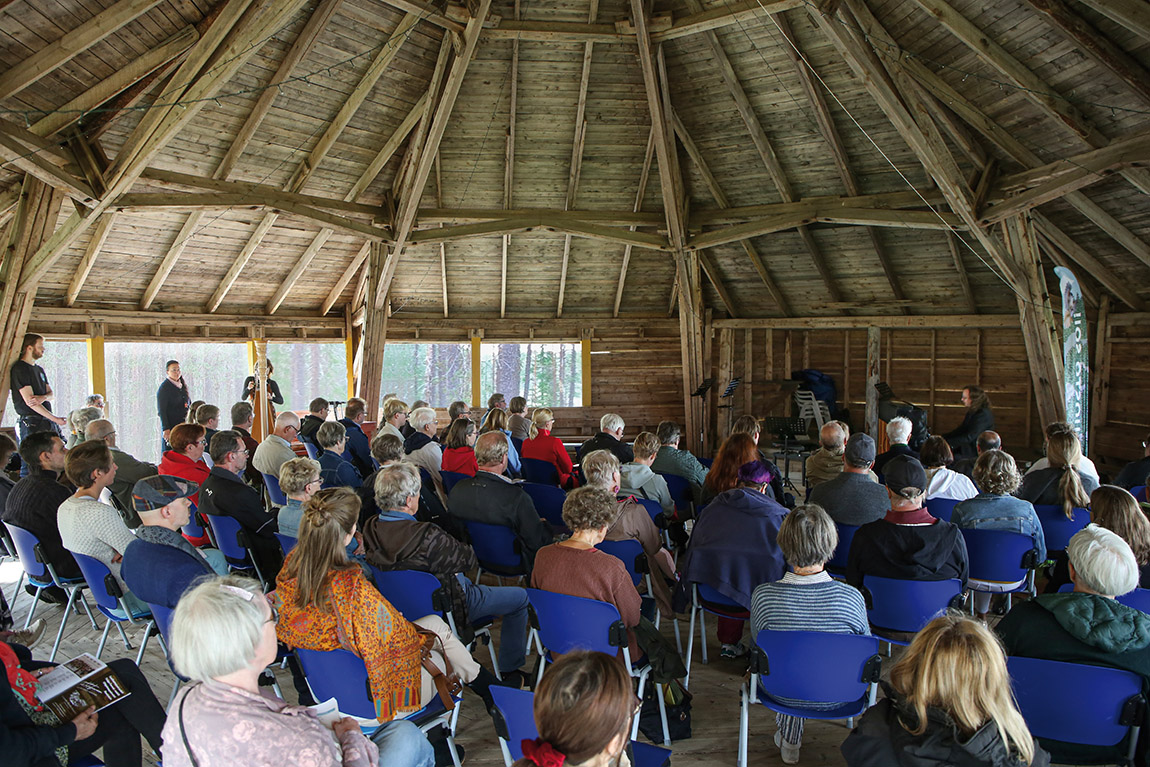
[1092,312,1150,480]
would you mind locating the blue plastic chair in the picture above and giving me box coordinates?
[181,502,209,544]
[464,519,526,581]
[1119,588,1150,614]
[275,532,297,556]
[925,497,960,522]
[302,440,320,460]
[145,600,188,707]
[960,528,1039,610]
[440,470,470,494]
[0,523,24,601]
[685,583,747,689]
[1033,504,1090,551]
[525,588,670,745]
[70,551,155,664]
[862,576,963,642]
[1008,655,1145,764]
[738,629,882,767]
[204,513,267,588]
[1132,485,1146,503]
[827,523,859,573]
[262,472,287,506]
[522,482,568,532]
[295,647,463,766]
[6,524,98,661]
[596,539,681,650]
[633,497,672,548]
[511,437,524,456]
[490,686,671,767]
[659,473,693,518]
[522,458,560,485]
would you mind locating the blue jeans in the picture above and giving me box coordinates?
[372,719,435,767]
[458,575,529,672]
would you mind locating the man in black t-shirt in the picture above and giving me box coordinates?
[9,333,65,443]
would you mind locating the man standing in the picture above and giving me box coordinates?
[84,419,157,527]
[578,413,634,464]
[338,397,374,477]
[809,433,890,526]
[299,398,329,445]
[9,333,66,442]
[230,401,263,486]
[253,411,301,484]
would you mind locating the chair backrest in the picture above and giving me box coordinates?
[1118,588,1150,614]
[441,470,469,494]
[828,523,859,571]
[511,437,525,456]
[596,539,647,587]
[204,513,249,560]
[863,576,963,633]
[464,519,525,576]
[181,502,206,541]
[925,497,960,522]
[302,440,320,460]
[960,528,1038,584]
[754,629,881,704]
[262,472,287,506]
[274,532,297,556]
[1008,655,1145,748]
[5,524,49,581]
[695,582,745,611]
[1033,504,1090,551]
[369,567,447,622]
[526,588,626,656]
[522,458,560,485]
[659,473,692,515]
[1131,485,1147,503]
[522,482,567,530]
[147,601,175,640]
[70,550,125,612]
[295,647,376,720]
[634,497,664,526]
[490,686,538,762]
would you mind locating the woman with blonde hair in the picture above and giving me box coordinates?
[1046,484,1150,591]
[1018,427,1097,520]
[843,614,1048,766]
[479,407,522,475]
[521,408,577,489]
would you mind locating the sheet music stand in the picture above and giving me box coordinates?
[718,378,742,435]
[763,416,810,492]
[690,379,714,452]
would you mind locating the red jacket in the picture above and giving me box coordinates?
[522,429,577,488]
[441,446,478,476]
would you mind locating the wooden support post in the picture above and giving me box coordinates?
[743,329,753,415]
[1089,294,1110,454]
[783,331,792,378]
[765,329,774,413]
[929,330,937,426]
[581,333,592,407]
[356,243,388,419]
[718,328,734,440]
[843,331,851,413]
[86,332,106,415]
[865,326,880,441]
[471,335,482,407]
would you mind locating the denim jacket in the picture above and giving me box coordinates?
[951,493,1046,561]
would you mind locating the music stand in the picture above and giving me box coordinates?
[690,379,714,451]
[718,378,741,435]
[763,416,810,492]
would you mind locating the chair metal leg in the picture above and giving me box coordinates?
[49,588,80,662]
[95,620,113,660]
[655,683,670,746]
[738,683,750,767]
[672,617,682,655]
[76,591,99,631]
[684,604,696,689]
[497,737,514,767]
[699,609,709,665]
[484,629,501,680]
[23,585,41,629]
[134,621,154,666]
[115,620,132,651]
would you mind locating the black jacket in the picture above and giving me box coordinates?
[578,431,634,464]
[874,444,919,481]
[846,516,968,590]
[448,471,553,571]
[299,414,325,446]
[197,466,281,581]
[156,378,190,431]
[1,469,79,578]
[944,407,994,460]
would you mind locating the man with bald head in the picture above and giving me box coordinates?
[952,430,1001,479]
[806,421,849,489]
[86,419,156,526]
[252,411,301,490]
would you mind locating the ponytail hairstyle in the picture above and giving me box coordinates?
[529,408,554,440]
[1091,485,1150,566]
[186,400,205,424]
[1047,428,1090,520]
[890,614,1037,765]
[283,487,361,611]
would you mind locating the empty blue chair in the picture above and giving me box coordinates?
[961,528,1039,611]
[525,588,670,745]
[862,576,963,641]
[440,470,470,494]
[295,647,463,766]
[262,472,287,506]
[1008,655,1145,765]
[6,524,98,661]
[522,458,560,485]
[204,513,267,588]
[464,519,526,581]
[685,583,747,689]
[739,629,881,767]
[925,497,960,522]
[1118,588,1150,614]
[522,482,568,532]
[1033,504,1090,551]
[827,523,859,573]
[659,473,693,518]
[275,532,297,556]
[70,551,155,664]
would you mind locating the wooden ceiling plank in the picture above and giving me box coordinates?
[1033,213,1145,309]
[1072,0,1150,43]
[501,2,519,319]
[65,212,117,307]
[321,242,370,316]
[614,126,656,318]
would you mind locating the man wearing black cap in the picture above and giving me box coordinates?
[845,455,968,591]
[809,433,890,527]
[121,475,228,610]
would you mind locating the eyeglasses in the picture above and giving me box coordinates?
[235,448,250,455]
[196,439,207,446]
[266,602,279,624]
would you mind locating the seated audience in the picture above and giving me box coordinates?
[478,392,506,430]
[579,413,634,464]
[85,415,160,526]
[365,462,531,686]
[512,650,638,767]
[919,436,978,502]
[521,408,577,489]
[952,450,1045,616]
[404,407,444,491]
[844,614,1048,767]
[165,574,432,767]
[805,422,851,489]
[1115,431,1150,491]
[449,433,552,572]
[846,456,968,590]
[619,431,674,515]
[750,504,869,764]
[1017,426,1097,520]
[1061,485,1150,590]
[230,402,263,486]
[3,639,166,767]
[479,408,521,475]
[185,400,205,425]
[997,525,1148,766]
[158,423,210,508]
[65,406,102,449]
[361,434,460,539]
[253,411,302,487]
[507,397,531,442]
[531,487,642,659]
[730,416,786,503]
[122,476,227,610]
[195,404,220,449]
[339,397,375,478]
[702,432,765,505]
[299,397,329,446]
[809,433,889,527]
[276,457,322,538]
[379,398,408,442]
[582,449,677,616]
[650,420,709,500]
[317,421,363,489]
[57,441,148,615]
[676,460,789,657]
[951,430,1001,479]
[401,400,429,440]
[448,401,470,423]
[198,430,282,582]
[441,419,479,477]
[275,488,500,722]
[1025,421,1100,483]
[873,416,918,480]
[944,384,995,461]
[3,431,80,592]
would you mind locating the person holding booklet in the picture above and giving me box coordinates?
[1,640,165,767]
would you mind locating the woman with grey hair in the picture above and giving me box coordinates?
[163,574,434,767]
[749,504,869,763]
[317,420,362,489]
[276,457,322,537]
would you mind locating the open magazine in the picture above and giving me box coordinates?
[309,697,380,737]
[36,653,130,721]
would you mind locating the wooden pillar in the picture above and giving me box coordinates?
[470,334,482,407]
[676,253,706,454]
[743,329,753,415]
[717,327,733,441]
[356,242,387,420]
[842,331,851,415]
[1089,295,1111,454]
[86,330,106,418]
[581,331,592,407]
[865,326,880,441]
[0,177,66,424]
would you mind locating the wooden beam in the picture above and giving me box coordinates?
[653,0,803,41]
[380,0,463,33]
[265,229,333,314]
[713,314,1017,329]
[1032,212,1145,310]
[65,212,117,306]
[0,126,95,202]
[133,169,385,216]
[947,232,978,313]
[1072,0,1150,42]
[502,4,519,319]
[698,251,739,317]
[356,242,388,419]
[865,326,880,440]
[348,95,427,203]
[35,305,347,331]
[614,127,656,318]
[435,153,449,318]
[321,242,370,316]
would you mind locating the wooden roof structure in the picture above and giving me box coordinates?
[0,0,1147,438]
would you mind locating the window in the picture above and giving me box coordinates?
[381,343,471,407]
[2,340,88,429]
[266,343,347,415]
[480,343,582,407]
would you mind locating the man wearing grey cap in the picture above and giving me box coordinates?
[845,455,968,591]
[809,433,891,527]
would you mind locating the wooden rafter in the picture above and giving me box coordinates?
[0,120,95,202]
[65,213,117,307]
[501,0,520,319]
[614,126,656,318]
[1032,212,1145,310]
[321,242,370,316]
[1072,0,1150,43]
[946,232,977,313]
[435,153,449,318]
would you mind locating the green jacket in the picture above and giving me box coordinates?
[650,446,709,499]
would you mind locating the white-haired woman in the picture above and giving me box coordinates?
[162,574,434,767]
[276,457,322,537]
